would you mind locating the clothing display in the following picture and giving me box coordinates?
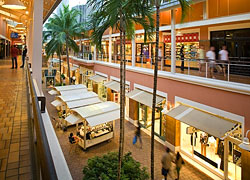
[191,132,197,146]
[200,132,208,156]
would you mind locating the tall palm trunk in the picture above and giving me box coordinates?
[117,11,125,180]
[59,53,62,84]
[65,38,71,85]
[151,2,160,180]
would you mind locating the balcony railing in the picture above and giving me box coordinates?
[74,53,250,85]
[26,62,72,180]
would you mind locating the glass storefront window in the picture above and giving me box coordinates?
[138,103,163,137]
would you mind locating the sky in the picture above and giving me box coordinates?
[69,0,87,8]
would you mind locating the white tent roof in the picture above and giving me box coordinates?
[55,84,86,92]
[164,104,238,138]
[72,101,120,127]
[126,89,165,108]
[66,97,102,109]
[89,74,107,83]
[48,89,58,95]
[104,81,129,92]
[51,99,63,107]
[65,114,82,125]
[70,66,78,71]
[60,89,88,96]
[58,92,98,102]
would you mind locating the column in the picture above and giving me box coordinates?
[94,45,97,60]
[131,37,135,67]
[4,39,6,58]
[109,28,112,63]
[171,9,176,73]
[224,138,229,179]
[203,1,208,20]
[31,0,43,90]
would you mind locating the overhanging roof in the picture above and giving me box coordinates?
[104,81,129,92]
[126,89,165,108]
[165,104,238,138]
[89,75,107,83]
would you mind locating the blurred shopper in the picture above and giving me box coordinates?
[206,46,216,78]
[133,124,142,148]
[197,45,205,73]
[175,152,185,180]
[161,147,173,180]
[10,45,19,69]
[219,45,229,77]
[180,45,185,72]
[20,46,27,68]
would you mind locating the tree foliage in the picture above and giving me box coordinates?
[83,152,149,180]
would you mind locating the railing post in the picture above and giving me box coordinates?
[150,57,152,69]
[227,63,230,82]
[141,55,143,67]
[188,59,190,75]
[205,62,208,78]
[102,54,103,61]
[161,57,163,71]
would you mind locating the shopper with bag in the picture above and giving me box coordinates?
[175,152,185,180]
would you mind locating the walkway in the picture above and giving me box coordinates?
[0,58,32,180]
[45,90,213,180]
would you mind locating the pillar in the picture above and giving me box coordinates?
[94,45,97,61]
[31,0,43,90]
[109,28,112,63]
[203,1,207,20]
[131,37,135,67]
[171,9,176,73]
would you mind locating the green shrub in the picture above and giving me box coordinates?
[83,152,149,180]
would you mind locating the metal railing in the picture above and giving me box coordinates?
[26,62,72,180]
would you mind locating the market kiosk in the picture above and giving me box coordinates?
[48,84,87,96]
[88,74,107,101]
[65,101,120,150]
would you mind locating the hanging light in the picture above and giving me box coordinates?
[239,130,250,151]
[2,0,27,10]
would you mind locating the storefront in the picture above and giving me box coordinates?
[112,37,132,62]
[126,88,166,139]
[89,74,107,101]
[104,80,130,104]
[70,64,80,84]
[79,66,94,90]
[163,32,199,68]
[164,103,242,180]
[65,101,119,150]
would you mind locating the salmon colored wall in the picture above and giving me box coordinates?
[93,63,250,135]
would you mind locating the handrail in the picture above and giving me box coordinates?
[26,63,58,180]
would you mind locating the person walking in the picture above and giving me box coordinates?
[133,124,142,148]
[10,45,19,69]
[219,45,229,77]
[161,147,173,180]
[175,152,184,180]
[180,45,185,72]
[206,46,216,78]
[20,46,27,68]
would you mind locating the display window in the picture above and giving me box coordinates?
[81,68,93,90]
[180,122,242,180]
[138,103,163,137]
[96,82,107,101]
[112,39,132,61]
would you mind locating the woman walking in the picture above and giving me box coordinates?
[175,152,184,180]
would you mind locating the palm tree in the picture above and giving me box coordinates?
[149,0,189,179]
[45,5,83,84]
[87,0,154,179]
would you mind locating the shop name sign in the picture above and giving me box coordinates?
[164,33,199,43]
[115,39,131,44]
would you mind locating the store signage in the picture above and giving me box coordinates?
[115,39,131,44]
[11,32,19,38]
[164,33,199,43]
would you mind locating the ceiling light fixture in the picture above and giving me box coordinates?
[2,0,27,10]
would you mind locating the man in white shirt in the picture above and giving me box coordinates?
[219,45,229,77]
[206,46,216,78]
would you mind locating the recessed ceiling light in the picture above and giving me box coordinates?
[2,0,27,10]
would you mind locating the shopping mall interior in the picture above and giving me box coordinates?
[0,0,250,180]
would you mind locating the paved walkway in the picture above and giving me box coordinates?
[0,58,32,180]
[45,90,212,180]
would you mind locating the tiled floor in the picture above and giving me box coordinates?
[0,58,32,180]
[45,90,213,180]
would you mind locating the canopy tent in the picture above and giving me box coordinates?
[51,91,100,109]
[126,89,165,108]
[70,66,78,71]
[164,104,238,139]
[88,74,107,83]
[48,84,87,95]
[65,114,82,125]
[66,101,120,127]
[104,81,129,92]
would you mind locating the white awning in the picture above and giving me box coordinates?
[70,66,78,71]
[72,101,120,127]
[104,81,129,92]
[66,97,102,109]
[54,84,86,92]
[51,99,63,107]
[89,75,106,83]
[60,89,88,96]
[126,89,164,108]
[65,114,82,125]
[58,91,98,102]
[48,89,58,95]
[165,104,238,138]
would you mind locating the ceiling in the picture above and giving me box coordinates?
[0,0,62,24]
